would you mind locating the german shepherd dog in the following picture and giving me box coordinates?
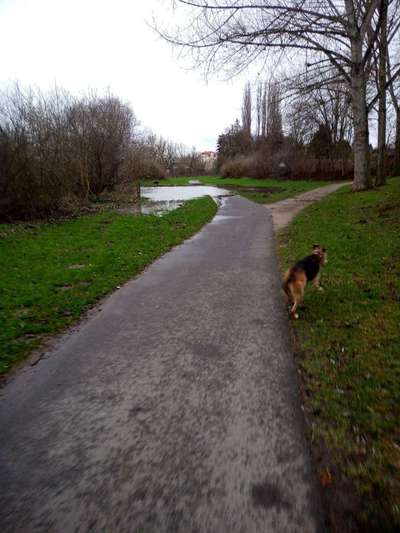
[282,244,327,319]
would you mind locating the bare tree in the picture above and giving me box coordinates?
[374,0,400,184]
[159,0,400,191]
[286,100,316,147]
[255,80,262,138]
[241,81,252,139]
[388,58,400,169]
[287,80,353,145]
[261,81,267,138]
[266,81,283,145]
[376,0,389,185]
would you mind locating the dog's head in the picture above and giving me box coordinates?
[312,243,328,265]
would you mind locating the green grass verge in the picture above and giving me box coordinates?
[143,175,332,204]
[278,178,400,531]
[0,197,217,375]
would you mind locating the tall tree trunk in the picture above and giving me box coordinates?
[395,110,400,172]
[261,82,267,138]
[387,52,400,174]
[241,82,252,140]
[351,72,371,191]
[256,81,262,139]
[376,0,388,186]
[346,0,372,192]
[349,18,371,192]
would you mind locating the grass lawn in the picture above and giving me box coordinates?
[278,178,400,531]
[144,175,332,204]
[0,197,217,375]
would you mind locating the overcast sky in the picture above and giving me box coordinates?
[0,0,254,151]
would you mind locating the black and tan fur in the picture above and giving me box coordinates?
[282,244,327,319]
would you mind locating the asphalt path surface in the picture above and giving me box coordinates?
[0,196,325,532]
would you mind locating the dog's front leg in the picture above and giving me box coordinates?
[313,274,324,291]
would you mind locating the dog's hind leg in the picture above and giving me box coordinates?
[289,280,305,319]
[282,270,291,298]
[290,299,299,320]
[282,270,293,309]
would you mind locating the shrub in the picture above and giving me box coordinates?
[220,148,353,181]
[288,154,353,180]
[220,153,266,178]
[0,85,138,221]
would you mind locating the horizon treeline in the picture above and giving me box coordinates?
[217,78,399,182]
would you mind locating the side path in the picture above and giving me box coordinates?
[268,182,350,230]
[0,196,325,532]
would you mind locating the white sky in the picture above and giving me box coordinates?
[0,0,253,151]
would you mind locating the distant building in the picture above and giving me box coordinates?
[200,151,217,172]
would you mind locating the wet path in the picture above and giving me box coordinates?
[0,196,325,532]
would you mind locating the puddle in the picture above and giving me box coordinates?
[121,184,288,217]
[213,215,243,224]
[138,186,232,215]
[141,185,231,202]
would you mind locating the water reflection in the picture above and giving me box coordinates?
[141,185,231,202]
[138,186,232,215]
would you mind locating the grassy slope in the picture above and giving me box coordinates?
[144,175,331,204]
[278,178,400,531]
[0,197,217,375]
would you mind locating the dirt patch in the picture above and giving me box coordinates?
[267,182,350,231]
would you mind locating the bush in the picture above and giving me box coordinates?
[134,156,166,181]
[0,85,138,221]
[289,154,353,180]
[220,153,269,179]
[220,148,353,181]
[0,87,73,219]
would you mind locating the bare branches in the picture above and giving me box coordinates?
[0,85,138,219]
[158,0,400,189]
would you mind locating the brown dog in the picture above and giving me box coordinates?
[282,244,327,319]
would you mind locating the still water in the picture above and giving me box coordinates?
[141,185,231,201]
[139,186,232,215]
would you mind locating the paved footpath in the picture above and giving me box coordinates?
[0,196,326,533]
